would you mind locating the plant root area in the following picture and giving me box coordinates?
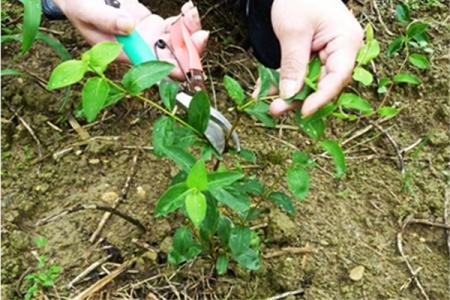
[2,1,449,299]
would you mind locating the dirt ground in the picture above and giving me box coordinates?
[1,0,449,299]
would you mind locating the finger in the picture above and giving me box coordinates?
[269,98,302,117]
[78,2,138,35]
[181,2,202,33]
[301,44,357,116]
[277,30,313,99]
[191,30,209,54]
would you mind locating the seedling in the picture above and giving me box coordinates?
[23,237,62,300]
[40,1,433,274]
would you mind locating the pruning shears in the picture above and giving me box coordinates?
[105,0,240,154]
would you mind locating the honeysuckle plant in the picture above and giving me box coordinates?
[39,0,432,274]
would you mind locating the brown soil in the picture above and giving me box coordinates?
[2,0,449,299]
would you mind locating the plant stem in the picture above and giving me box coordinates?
[98,74,201,136]
[378,36,410,108]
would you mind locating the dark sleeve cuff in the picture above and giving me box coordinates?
[41,0,66,20]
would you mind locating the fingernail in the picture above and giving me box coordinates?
[116,16,135,34]
[280,79,299,99]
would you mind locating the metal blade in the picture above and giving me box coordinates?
[175,92,241,154]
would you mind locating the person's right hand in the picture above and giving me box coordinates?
[53,0,209,79]
[266,0,363,117]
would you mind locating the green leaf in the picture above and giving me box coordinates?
[155,183,190,217]
[34,236,47,248]
[187,160,208,191]
[408,53,429,70]
[122,61,174,95]
[268,192,295,215]
[48,60,87,90]
[337,93,373,115]
[234,178,264,195]
[395,3,411,23]
[356,40,380,65]
[297,103,336,140]
[207,171,244,190]
[199,195,219,235]
[1,69,24,77]
[104,85,125,107]
[365,23,374,42]
[21,0,42,53]
[217,216,233,244]
[216,255,229,275]
[287,167,310,201]
[352,66,373,86]
[234,248,260,271]
[378,106,400,117]
[36,32,71,61]
[173,126,197,149]
[393,72,421,85]
[307,56,321,83]
[239,149,257,163]
[387,37,405,56]
[82,77,110,122]
[292,151,315,169]
[257,64,274,99]
[377,78,391,94]
[86,41,122,71]
[320,140,346,178]
[162,147,196,172]
[152,117,175,155]
[224,75,245,106]
[229,227,251,254]
[290,84,313,102]
[188,90,211,133]
[159,79,178,110]
[229,227,260,270]
[407,22,428,40]
[185,189,207,225]
[210,188,250,213]
[168,226,201,265]
[245,102,276,127]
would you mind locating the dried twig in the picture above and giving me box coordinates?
[36,203,146,232]
[371,122,405,173]
[397,219,430,300]
[4,101,43,157]
[68,114,90,140]
[371,0,395,36]
[71,258,137,300]
[90,154,139,243]
[67,255,113,288]
[263,246,316,259]
[266,289,304,300]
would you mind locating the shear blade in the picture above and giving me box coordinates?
[176,92,241,154]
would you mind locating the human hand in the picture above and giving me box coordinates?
[53,0,208,79]
[268,0,363,117]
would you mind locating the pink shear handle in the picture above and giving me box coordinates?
[170,17,203,74]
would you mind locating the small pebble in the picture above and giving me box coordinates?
[88,158,100,165]
[101,191,118,203]
[349,265,365,281]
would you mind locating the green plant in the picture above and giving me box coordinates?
[23,237,62,300]
[386,2,431,87]
[44,1,433,273]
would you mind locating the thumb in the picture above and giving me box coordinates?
[79,2,136,35]
[278,32,313,99]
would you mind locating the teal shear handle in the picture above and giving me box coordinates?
[105,0,156,64]
[116,31,157,65]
